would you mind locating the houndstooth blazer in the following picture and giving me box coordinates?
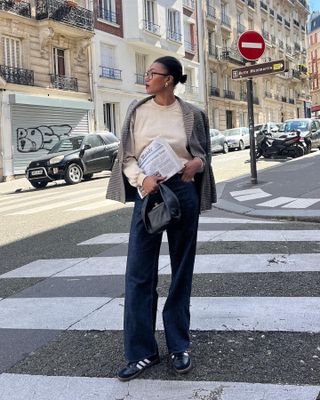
[106,96,217,212]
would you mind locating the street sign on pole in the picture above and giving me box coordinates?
[237,30,265,61]
[232,59,289,80]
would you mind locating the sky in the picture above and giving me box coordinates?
[309,0,319,12]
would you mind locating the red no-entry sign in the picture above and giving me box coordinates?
[238,31,265,61]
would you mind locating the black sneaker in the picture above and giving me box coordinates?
[171,351,192,374]
[117,354,160,382]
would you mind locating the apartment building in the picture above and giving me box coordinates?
[92,0,204,135]
[308,11,320,117]
[0,0,94,180]
[204,0,310,130]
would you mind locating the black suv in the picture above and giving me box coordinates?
[25,132,119,189]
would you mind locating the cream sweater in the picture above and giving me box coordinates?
[123,98,193,187]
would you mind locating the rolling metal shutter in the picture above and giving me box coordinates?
[12,105,89,174]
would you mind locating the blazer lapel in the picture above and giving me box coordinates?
[177,97,194,143]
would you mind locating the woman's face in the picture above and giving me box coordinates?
[144,62,171,95]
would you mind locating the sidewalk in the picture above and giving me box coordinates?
[214,151,320,222]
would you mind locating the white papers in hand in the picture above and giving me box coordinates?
[138,138,184,180]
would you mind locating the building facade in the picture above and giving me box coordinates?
[0,0,94,181]
[203,0,310,130]
[308,11,320,117]
[92,0,204,136]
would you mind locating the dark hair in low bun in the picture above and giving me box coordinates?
[180,74,187,84]
[153,56,186,86]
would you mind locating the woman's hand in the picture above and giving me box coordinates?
[181,158,203,182]
[142,175,166,194]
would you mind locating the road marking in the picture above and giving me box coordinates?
[8,192,105,215]
[257,197,296,207]
[282,198,320,209]
[3,253,320,278]
[198,217,279,224]
[0,296,319,332]
[0,374,319,400]
[78,230,320,245]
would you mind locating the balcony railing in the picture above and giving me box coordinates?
[0,65,34,85]
[167,30,182,43]
[224,90,235,99]
[0,0,31,17]
[135,73,144,85]
[142,19,160,35]
[100,66,121,80]
[36,0,93,31]
[221,48,245,65]
[97,6,117,24]
[221,13,231,28]
[184,40,196,53]
[269,8,274,16]
[237,22,246,35]
[294,42,301,52]
[183,0,194,9]
[284,19,290,28]
[293,19,300,28]
[247,0,255,9]
[262,29,270,41]
[206,4,216,19]
[278,39,284,49]
[277,14,283,23]
[50,74,78,91]
[210,86,220,97]
[208,45,219,58]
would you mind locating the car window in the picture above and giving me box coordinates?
[283,120,309,132]
[49,136,84,153]
[103,133,119,144]
[311,121,317,130]
[84,134,104,148]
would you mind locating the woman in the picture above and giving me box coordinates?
[106,56,216,381]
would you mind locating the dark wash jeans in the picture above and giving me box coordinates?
[124,174,200,362]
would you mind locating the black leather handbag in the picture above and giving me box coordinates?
[141,183,181,234]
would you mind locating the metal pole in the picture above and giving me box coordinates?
[246,77,258,184]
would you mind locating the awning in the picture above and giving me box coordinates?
[311,104,320,112]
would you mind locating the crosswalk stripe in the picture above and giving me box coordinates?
[0,374,319,400]
[1,296,319,332]
[282,199,320,209]
[0,188,101,214]
[8,192,104,215]
[78,230,320,245]
[2,253,320,278]
[198,217,280,224]
[257,197,296,207]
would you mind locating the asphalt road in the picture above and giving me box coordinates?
[0,149,320,399]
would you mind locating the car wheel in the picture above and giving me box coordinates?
[238,140,245,150]
[83,173,93,181]
[30,181,48,189]
[65,163,83,184]
[222,142,229,153]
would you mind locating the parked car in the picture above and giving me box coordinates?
[278,118,320,153]
[25,132,119,189]
[223,127,250,150]
[209,129,228,154]
[254,122,282,138]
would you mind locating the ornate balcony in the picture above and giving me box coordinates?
[0,65,34,85]
[206,4,216,19]
[167,30,182,43]
[184,40,196,53]
[50,74,78,91]
[142,19,160,35]
[100,66,122,80]
[183,0,194,9]
[36,0,93,31]
[210,86,220,97]
[0,0,31,17]
[224,90,235,99]
[221,48,245,66]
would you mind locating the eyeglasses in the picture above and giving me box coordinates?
[144,71,169,79]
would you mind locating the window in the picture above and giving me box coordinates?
[99,0,117,23]
[167,9,181,42]
[53,48,65,76]
[135,53,146,84]
[84,134,104,148]
[1,36,21,67]
[101,44,114,68]
[210,70,217,87]
[103,103,117,133]
[184,22,195,52]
